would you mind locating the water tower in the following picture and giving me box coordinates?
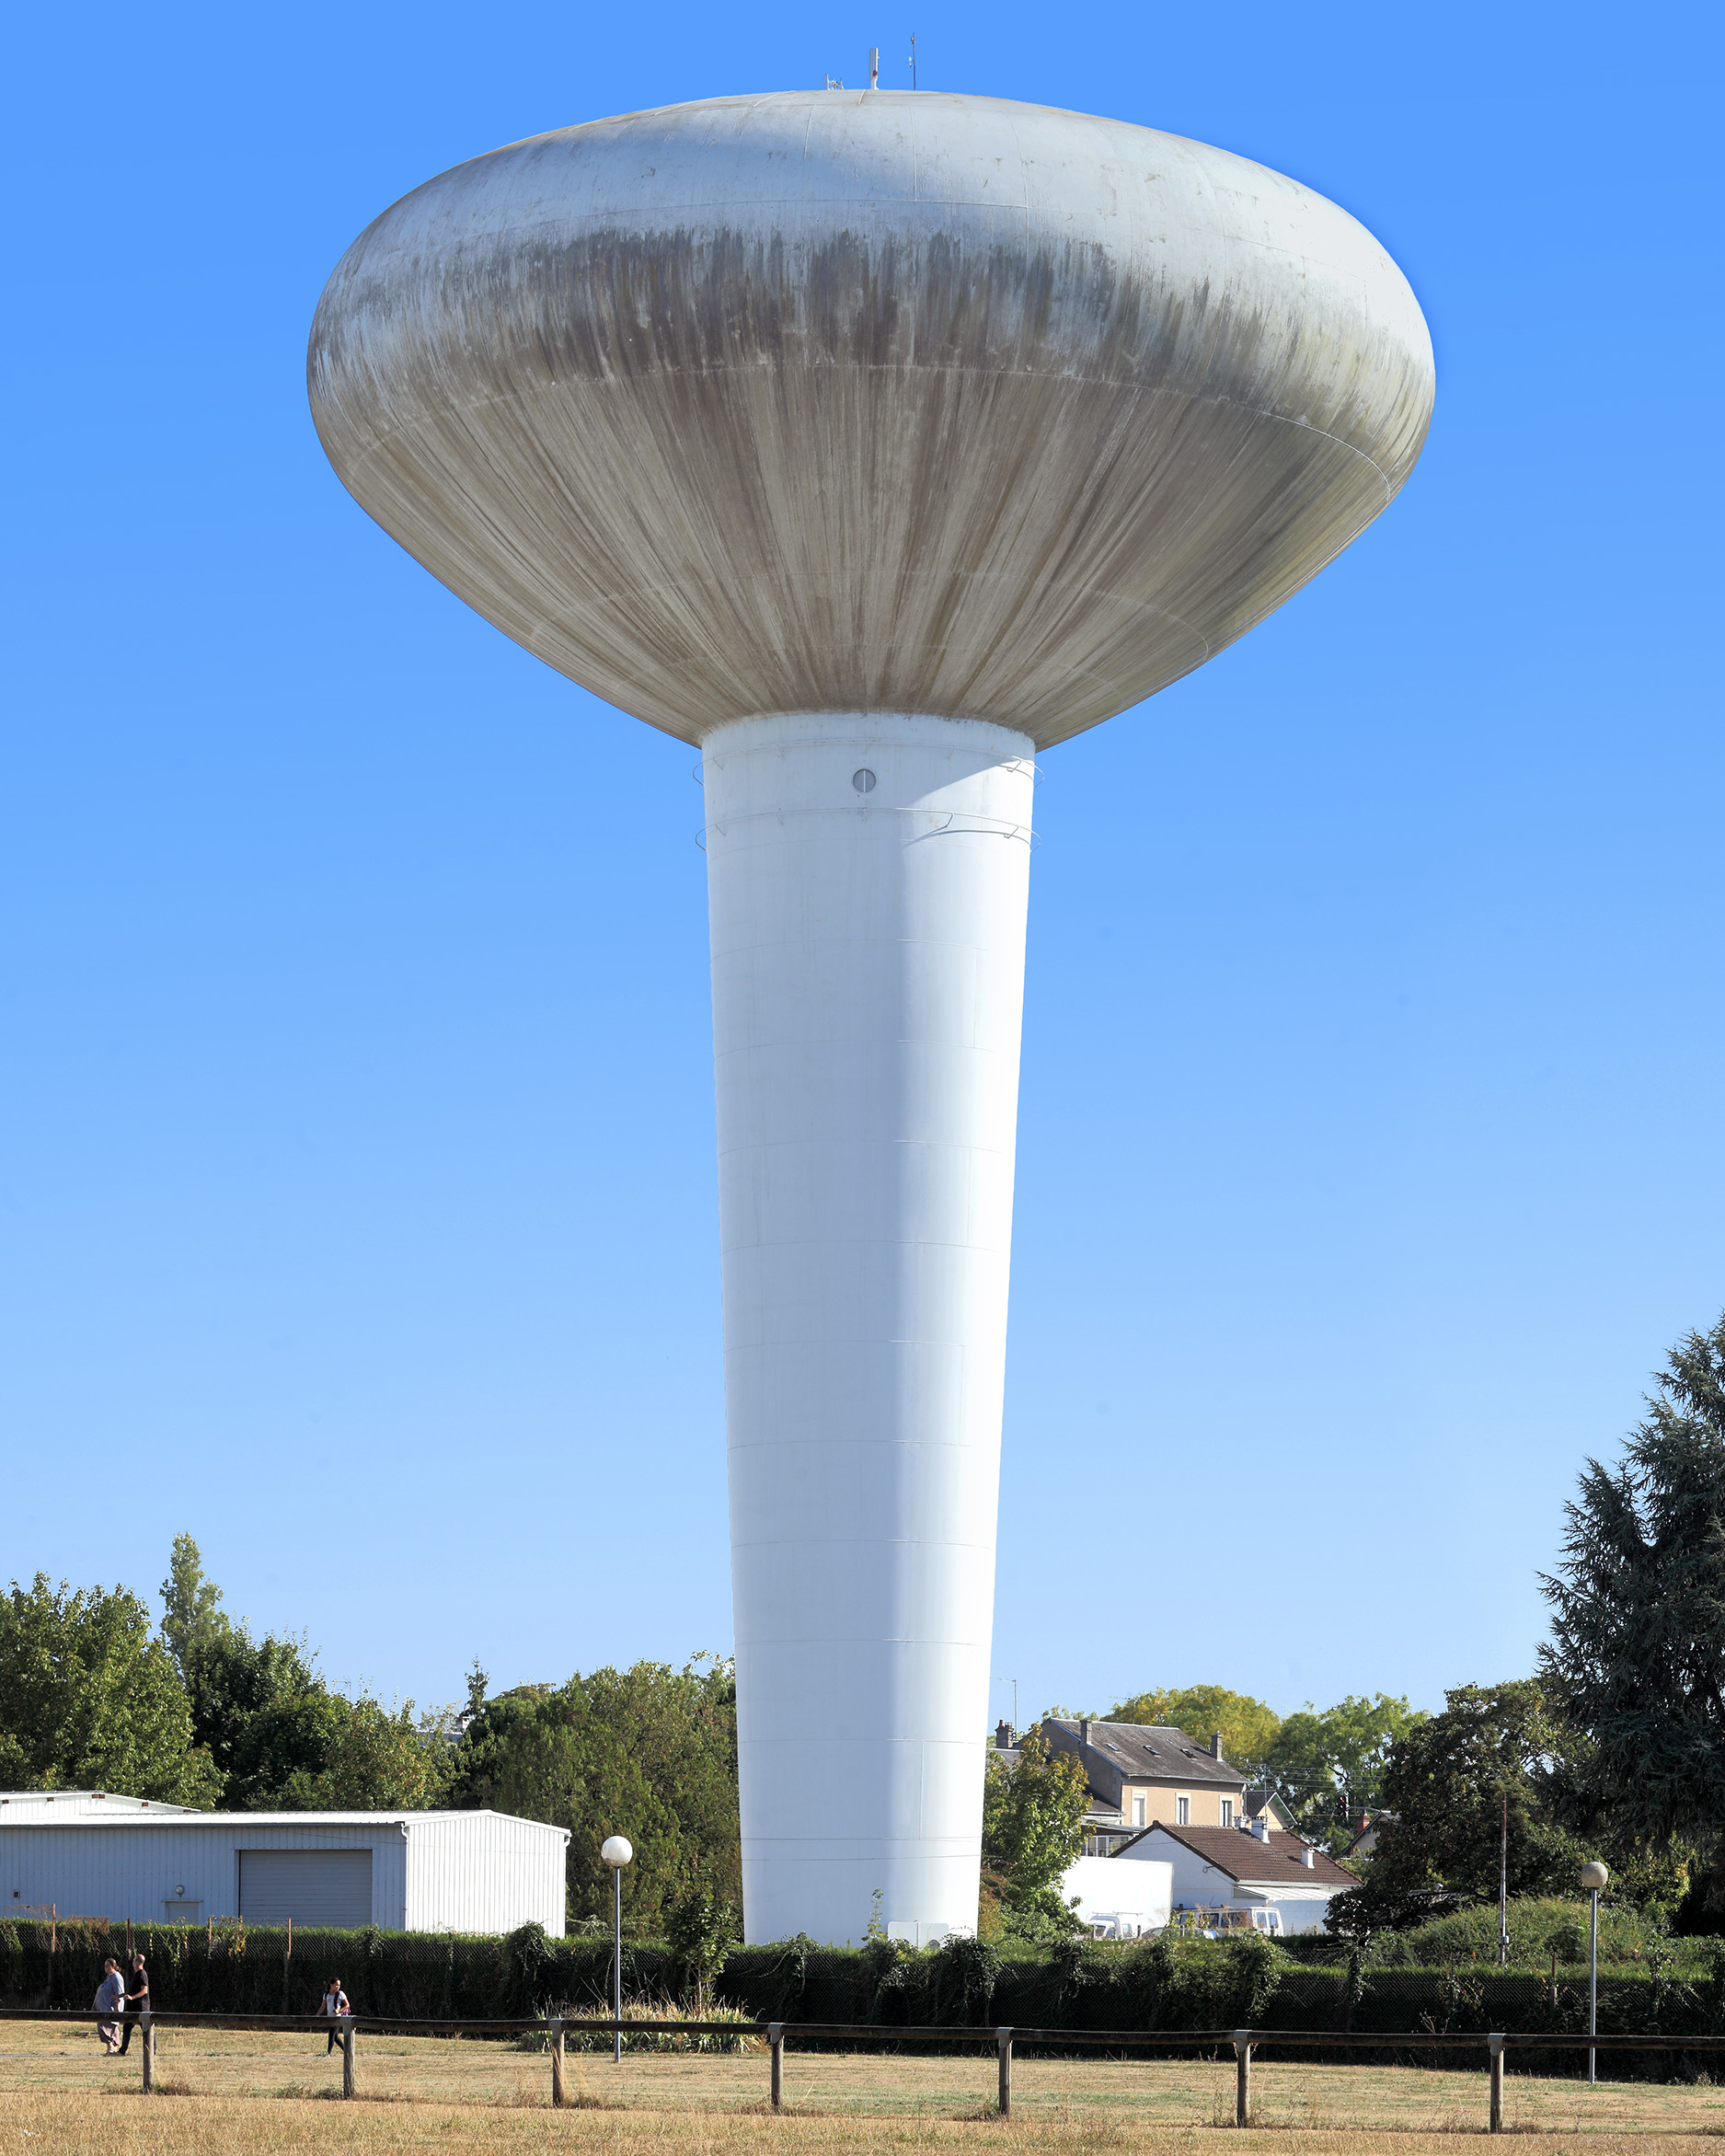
[309,89,1432,1946]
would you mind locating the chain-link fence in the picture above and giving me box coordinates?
[6,1919,1725,2063]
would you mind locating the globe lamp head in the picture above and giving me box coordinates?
[1580,1861,1610,1891]
[601,1836,635,1870]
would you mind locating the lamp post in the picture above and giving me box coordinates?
[1580,1860,1609,2085]
[601,1836,634,2065]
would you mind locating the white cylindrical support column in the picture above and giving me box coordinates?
[703,711,1035,1946]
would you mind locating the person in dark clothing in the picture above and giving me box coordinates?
[116,1952,149,2055]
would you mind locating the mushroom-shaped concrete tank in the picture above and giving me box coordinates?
[308,90,1433,1950]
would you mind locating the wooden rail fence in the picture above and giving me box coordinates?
[4,2006,1723,2129]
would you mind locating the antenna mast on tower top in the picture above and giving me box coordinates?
[909,33,916,87]
[868,47,880,88]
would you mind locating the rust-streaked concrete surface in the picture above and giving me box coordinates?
[308,91,1433,748]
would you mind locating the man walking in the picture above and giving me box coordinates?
[116,1950,149,2055]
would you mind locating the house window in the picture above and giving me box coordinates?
[1177,1796,1190,1826]
[1133,1796,1146,1827]
[1220,1800,1234,1827]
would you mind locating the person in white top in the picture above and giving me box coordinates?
[318,1976,351,2055]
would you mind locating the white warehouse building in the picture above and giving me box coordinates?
[0,1793,567,1935]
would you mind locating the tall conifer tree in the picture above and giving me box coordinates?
[1541,1312,1725,1859]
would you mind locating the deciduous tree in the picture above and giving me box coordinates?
[447,1654,740,1932]
[664,1877,741,2013]
[1109,1685,1281,1778]
[1328,1680,1581,1934]
[0,1574,220,1805]
[981,1727,1090,1940]
[282,1696,451,1810]
[161,1536,447,1811]
[1263,1693,1424,1847]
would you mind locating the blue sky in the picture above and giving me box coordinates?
[4,0,1719,1732]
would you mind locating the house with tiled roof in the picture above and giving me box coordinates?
[1040,1719,1249,1852]
[1342,1809,1397,1861]
[1244,1787,1299,1835]
[1110,1816,1358,1936]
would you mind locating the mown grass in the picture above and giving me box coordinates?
[4,2021,1725,2146]
[6,2091,1725,2155]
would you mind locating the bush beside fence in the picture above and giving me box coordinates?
[6,1918,1725,2066]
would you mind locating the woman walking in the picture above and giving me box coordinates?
[318,1975,351,2054]
[93,1958,124,2054]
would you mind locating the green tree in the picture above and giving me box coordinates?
[981,1727,1090,1941]
[187,1631,350,1808]
[447,1654,740,1932]
[1109,1686,1282,1778]
[1540,1313,1725,1869]
[664,1877,741,2013]
[1263,1694,1425,1848]
[1329,1680,1583,1933]
[159,1535,447,1811]
[161,1536,351,1807]
[160,1532,229,1679]
[281,1696,451,1810]
[0,1574,220,1805]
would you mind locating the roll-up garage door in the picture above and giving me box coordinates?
[238,1849,373,1927]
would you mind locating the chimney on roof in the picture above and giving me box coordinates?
[1251,1817,1271,1842]
[1302,1844,1316,1868]
[1210,1734,1223,1760]
[1079,1719,1092,1747]
[995,1720,1013,1750]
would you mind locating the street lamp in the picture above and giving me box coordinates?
[1580,1860,1609,2085]
[601,1836,634,2065]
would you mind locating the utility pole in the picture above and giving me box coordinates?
[1498,1792,1509,1966]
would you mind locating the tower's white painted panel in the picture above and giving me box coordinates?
[703,712,1034,1943]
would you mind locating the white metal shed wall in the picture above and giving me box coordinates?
[1,1823,409,1928]
[404,1812,567,1937]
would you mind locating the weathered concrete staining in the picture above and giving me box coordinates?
[308,92,1433,749]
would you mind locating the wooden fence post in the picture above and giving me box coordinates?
[342,2020,356,2100]
[1488,2033,1504,2133]
[1233,2032,1253,2127]
[550,2017,566,2107]
[996,2028,1012,2119]
[769,2022,784,2113]
[140,2012,155,2095]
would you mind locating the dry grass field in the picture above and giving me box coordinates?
[3,2022,1725,2150]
